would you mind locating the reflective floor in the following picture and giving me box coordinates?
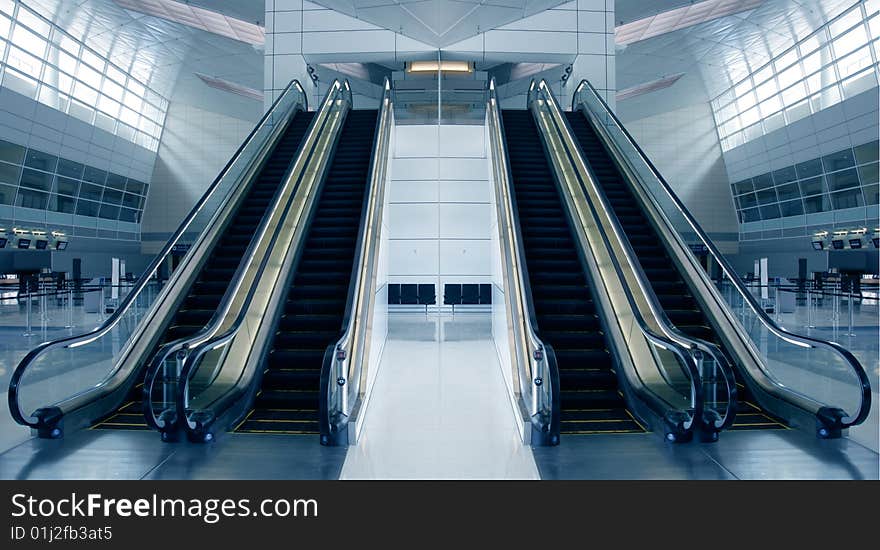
[0,306,876,479]
[340,312,539,479]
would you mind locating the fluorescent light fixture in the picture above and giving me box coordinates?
[113,0,265,45]
[195,73,263,101]
[616,73,685,101]
[406,61,472,73]
[615,0,764,46]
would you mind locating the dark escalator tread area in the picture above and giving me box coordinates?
[92,111,316,431]
[502,110,645,435]
[235,109,378,435]
[564,110,786,431]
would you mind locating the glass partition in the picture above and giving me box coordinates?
[573,80,870,433]
[9,80,308,435]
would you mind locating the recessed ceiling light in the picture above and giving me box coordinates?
[196,73,263,101]
[616,73,685,101]
[113,0,264,45]
[407,61,472,73]
[616,0,764,46]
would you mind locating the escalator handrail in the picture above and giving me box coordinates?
[487,77,560,443]
[8,80,308,429]
[534,79,737,432]
[319,78,392,444]
[530,79,707,435]
[174,80,353,437]
[142,93,328,432]
[572,79,870,427]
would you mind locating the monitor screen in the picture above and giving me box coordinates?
[35,240,48,250]
[0,237,6,248]
[56,241,68,250]
[17,239,31,249]
[849,239,862,249]
[831,240,844,250]
[811,241,824,250]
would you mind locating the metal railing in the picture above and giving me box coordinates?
[155,80,353,442]
[8,80,308,438]
[532,79,738,438]
[487,77,561,445]
[320,77,394,446]
[572,79,871,436]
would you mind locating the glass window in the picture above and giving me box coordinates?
[809,85,841,112]
[854,140,879,164]
[741,207,761,222]
[121,192,140,209]
[759,203,781,219]
[779,199,804,217]
[772,166,797,185]
[24,149,57,172]
[56,158,83,179]
[763,111,786,134]
[0,139,24,164]
[12,23,47,58]
[97,95,120,118]
[80,48,104,71]
[125,179,147,195]
[841,68,877,98]
[759,95,782,117]
[82,166,106,185]
[0,161,21,185]
[0,14,9,40]
[733,179,754,194]
[752,173,774,190]
[0,183,18,204]
[830,7,863,37]
[6,45,42,79]
[67,99,94,124]
[739,192,758,209]
[781,82,807,106]
[54,176,79,196]
[776,182,801,200]
[832,24,868,57]
[837,46,873,79]
[755,78,777,101]
[102,188,122,205]
[105,173,126,191]
[15,188,48,209]
[863,184,879,205]
[857,162,879,185]
[799,176,827,196]
[822,149,856,172]
[18,168,52,191]
[48,193,75,213]
[796,159,823,179]
[118,207,139,223]
[75,199,99,216]
[756,188,778,205]
[777,63,803,90]
[78,182,103,201]
[803,194,832,213]
[98,203,120,220]
[830,188,865,209]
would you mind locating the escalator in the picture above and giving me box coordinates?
[501,110,645,435]
[564,111,786,431]
[234,109,378,435]
[93,111,316,431]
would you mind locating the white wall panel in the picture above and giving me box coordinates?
[388,240,439,275]
[438,203,491,239]
[439,180,491,203]
[387,203,439,239]
[389,180,439,203]
[392,158,438,180]
[439,240,492,275]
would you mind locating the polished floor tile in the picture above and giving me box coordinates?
[341,313,539,479]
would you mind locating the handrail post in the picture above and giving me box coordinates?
[65,288,73,329]
[24,291,33,337]
[848,291,855,337]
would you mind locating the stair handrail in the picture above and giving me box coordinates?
[572,79,870,431]
[487,77,561,445]
[9,80,307,434]
[319,78,394,446]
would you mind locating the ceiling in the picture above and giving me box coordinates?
[22,0,264,119]
[613,0,859,119]
[309,0,570,47]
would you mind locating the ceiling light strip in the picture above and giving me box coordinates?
[616,73,685,101]
[196,73,264,101]
[616,0,764,46]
